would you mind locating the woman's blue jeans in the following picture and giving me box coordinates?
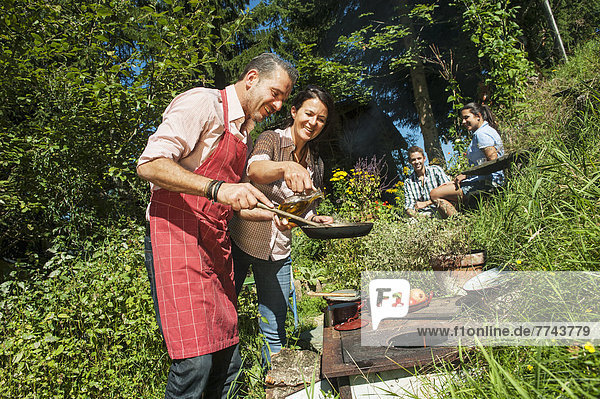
[232,242,294,366]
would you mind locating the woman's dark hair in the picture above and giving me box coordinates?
[286,85,336,155]
[461,102,498,130]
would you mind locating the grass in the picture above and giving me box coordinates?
[417,40,600,398]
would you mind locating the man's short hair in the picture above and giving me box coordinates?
[238,53,299,85]
[407,146,425,157]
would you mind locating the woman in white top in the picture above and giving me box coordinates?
[430,102,504,217]
[229,85,335,366]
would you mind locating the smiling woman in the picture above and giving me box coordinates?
[430,102,504,218]
[228,85,336,368]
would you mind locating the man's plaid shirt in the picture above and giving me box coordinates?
[403,164,450,211]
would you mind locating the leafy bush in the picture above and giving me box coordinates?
[325,156,398,222]
[291,215,474,291]
[0,223,168,398]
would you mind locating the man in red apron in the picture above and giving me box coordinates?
[137,53,297,398]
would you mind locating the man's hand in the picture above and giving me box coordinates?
[216,182,274,211]
[136,158,274,211]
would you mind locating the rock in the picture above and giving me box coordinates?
[299,317,324,352]
[265,348,320,387]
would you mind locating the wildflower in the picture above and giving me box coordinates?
[403,166,409,175]
[455,138,461,143]
[585,342,596,353]
[526,365,533,371]
[516,259,522,265]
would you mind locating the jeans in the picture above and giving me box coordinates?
[164,345,243,399]
[144,234,163,337]
[145,233,243,398]
[232,242,295,366]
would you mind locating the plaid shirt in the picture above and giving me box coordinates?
[403,165,450,211]
[229,127,324,261]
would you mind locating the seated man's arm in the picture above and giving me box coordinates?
[403,181,417,210]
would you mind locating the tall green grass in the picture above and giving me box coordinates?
[429,39,600,397]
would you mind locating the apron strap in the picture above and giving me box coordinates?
[220,89,229,132]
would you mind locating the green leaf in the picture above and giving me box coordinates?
[97,6,113,17]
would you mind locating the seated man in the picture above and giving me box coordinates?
[403,146,450,218]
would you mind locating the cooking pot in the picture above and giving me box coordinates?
[323,289,362,326]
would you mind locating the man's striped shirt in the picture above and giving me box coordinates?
[403,165,450,211]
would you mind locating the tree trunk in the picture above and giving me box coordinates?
[401,14,445,166]
[408,55,445,165]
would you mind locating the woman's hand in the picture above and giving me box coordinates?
[248,160,315,194]
[312,215,334,224]
[281,161,315,193]
[273,215,292,231]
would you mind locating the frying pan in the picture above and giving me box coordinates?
[256,203,374,239]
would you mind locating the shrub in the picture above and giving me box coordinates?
[0,223,168,398]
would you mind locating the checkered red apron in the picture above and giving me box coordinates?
[148,90,247,359]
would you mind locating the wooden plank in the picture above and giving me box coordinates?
[460,149,536,176]
[322,326,355,378]
[402,296,461,320]
[461,152,518,176]
[322,324,458,378]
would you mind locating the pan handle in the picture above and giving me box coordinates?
[256,203,321,227]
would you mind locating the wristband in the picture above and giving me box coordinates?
[205,179,218,200]
[211,180,225,202]
[203,179,213,199]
